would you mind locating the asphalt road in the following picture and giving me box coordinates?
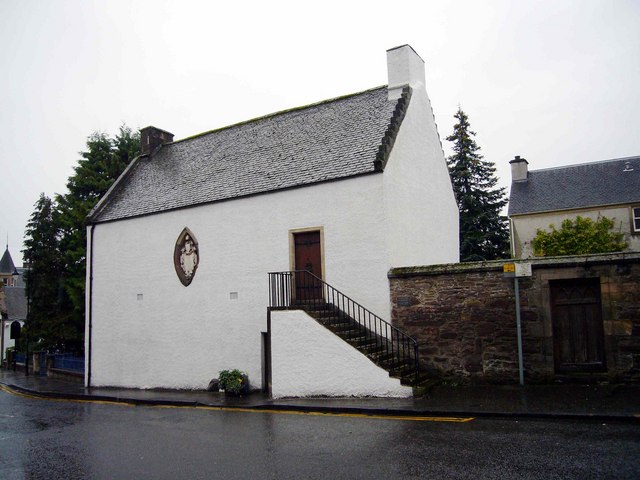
[1,389,639,479]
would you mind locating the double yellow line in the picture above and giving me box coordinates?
[0,384,474,423]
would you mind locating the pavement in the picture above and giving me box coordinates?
[1,369,639,421]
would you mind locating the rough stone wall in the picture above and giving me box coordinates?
[389,253,640,384]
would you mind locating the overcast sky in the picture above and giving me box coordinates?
[1,0,638,265]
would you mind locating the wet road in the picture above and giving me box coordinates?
[1,389,639,479]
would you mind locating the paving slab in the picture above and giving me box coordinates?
[2,370,639,421]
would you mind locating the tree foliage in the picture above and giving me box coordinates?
[532,216,627,257]
[21,194,68,350]
[22,126,139,352]
[55,125,140,350]
[446,108,510,261]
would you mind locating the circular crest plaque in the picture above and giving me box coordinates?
[174,227,199,286]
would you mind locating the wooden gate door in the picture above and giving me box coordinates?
[551,278,606,373]
[293,231,323,301]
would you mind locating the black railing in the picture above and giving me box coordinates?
[268,270,420,384]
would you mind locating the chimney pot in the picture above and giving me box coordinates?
[140,126,174,155]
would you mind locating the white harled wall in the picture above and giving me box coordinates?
[271,310,413,398]
[87,174,389,390]
[383,45,459,268]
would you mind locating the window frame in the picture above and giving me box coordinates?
[632,206,640,234]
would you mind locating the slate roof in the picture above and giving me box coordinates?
[0,247,18,275]
[4,287,27,320]
[14,267,27,288]
[508,156,640,216]
[90,86,409,223]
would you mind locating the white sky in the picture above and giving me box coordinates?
[1,0,639,265]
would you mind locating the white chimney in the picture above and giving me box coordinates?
[386,45,425,100]
[510,156,529,182]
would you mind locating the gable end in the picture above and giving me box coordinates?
[374,87,412,172]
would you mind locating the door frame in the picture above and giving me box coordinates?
[288,226,325,281]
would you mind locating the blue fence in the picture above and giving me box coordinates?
[50,354,85,373]
[10,352,85,373]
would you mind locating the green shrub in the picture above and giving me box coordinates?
[218,369,249,395]
[532,215,627,257]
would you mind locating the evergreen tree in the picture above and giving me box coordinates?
[22,194,67,350]
[55,125,140,350]
[446,108,510,261]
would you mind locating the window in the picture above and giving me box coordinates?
[633,207,640,233]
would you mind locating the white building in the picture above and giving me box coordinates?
[86,45,458,397]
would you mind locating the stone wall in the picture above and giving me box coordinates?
[389,252,640,384]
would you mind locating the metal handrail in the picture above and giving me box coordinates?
[268,270,420,384]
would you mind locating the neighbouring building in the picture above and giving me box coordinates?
[86,45,458,396]
[508,155,640,258]
[0,245,21,288]
[0,245,26,362]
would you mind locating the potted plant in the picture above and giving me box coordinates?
[218,369,249,396]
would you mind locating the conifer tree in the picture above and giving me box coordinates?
[446,108,509,261]
[54,125,140,350]
[22,194,67,349]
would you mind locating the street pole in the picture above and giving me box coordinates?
[514,277,524,386]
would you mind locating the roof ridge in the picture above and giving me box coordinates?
[374,86,412,172]
[530,155,640,174]
[171,85,389,146]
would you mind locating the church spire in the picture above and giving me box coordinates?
[0,244,18,276]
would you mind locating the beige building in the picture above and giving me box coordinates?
[508,156,640,258]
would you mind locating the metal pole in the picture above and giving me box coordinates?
[25,333,29,376]
[514,277,524,386]
[1,320,4,369]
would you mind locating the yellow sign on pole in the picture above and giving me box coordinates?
[503,263,515,277]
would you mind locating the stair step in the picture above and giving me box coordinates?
[312,308,341,317]
[335,325,367,335]
[336,329,365,339]
[373,352,403,364]
[295,298,424,386]
[346,335,376,347]
[389,363,413,375]
[398,370,423,383]
[319,317,347,327]
[361,344,385,354]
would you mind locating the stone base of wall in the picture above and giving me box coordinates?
[48,368,84,383]
[389,252,640,384]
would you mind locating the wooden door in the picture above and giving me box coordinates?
[293,231,323,301]
[551,278,606,373]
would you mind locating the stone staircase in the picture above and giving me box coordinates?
[298,301,433,393]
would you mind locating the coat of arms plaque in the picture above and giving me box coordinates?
[174,228,199,286]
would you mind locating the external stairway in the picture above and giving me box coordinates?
[268,271,433,394]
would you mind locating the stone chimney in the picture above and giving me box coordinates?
[140,126,174,155]
[510,155,529,182]
[386,44,425,100]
